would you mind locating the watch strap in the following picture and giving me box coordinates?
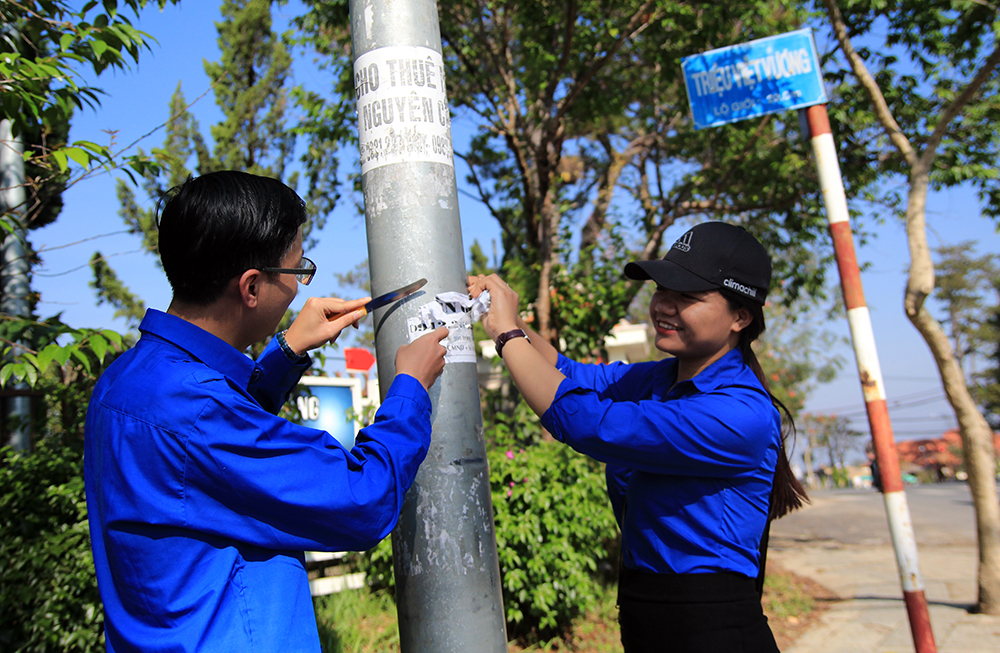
[276,330,307,362]
[495,328,529,358]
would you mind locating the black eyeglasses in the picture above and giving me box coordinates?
[262,256,316,286]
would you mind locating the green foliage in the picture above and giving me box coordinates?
[799,413,864,481]
[1,0,179,232]
[0,315,125,445]
[297,0,849,353]
[205,0,295,179]
[100,0,346,327]
[820,0,1000,217]
[755,296,846,418]
[347,536,395,595]
[488,413,619,642]
[933,242,999,373]
[89,253,146,326]
[0,440,103,653]
[0,315,122,390]
[349,384,619,646]
[762,567,815,622]
[549,225,636,359]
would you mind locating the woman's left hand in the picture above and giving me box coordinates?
[467,273,520,340]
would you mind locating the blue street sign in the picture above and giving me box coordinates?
[293,377,363,449]
[681,29,827,130]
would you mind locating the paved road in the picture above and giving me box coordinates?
[766,483,1000,653]
[770,482,976,548]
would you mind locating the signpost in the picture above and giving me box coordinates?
[682,29,937,653]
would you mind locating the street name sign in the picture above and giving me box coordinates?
[681,29,827,130]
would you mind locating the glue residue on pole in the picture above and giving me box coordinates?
[354,45,453,174]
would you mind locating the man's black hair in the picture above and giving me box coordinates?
[157,171,307,305]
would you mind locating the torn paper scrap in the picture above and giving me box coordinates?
[406,291,491,364]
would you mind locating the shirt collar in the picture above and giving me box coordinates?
[138,309,257,387]
[671,347,750,395]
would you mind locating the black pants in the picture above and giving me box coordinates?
[618,567,780,653]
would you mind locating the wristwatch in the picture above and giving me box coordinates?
[276,330,307,363]
[495,328,530,358]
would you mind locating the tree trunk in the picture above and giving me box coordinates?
[904,171,1000,615]
[804,433,817,489]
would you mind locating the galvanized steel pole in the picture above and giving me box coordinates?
[804,104,937,653]
[347,1,508,650]
[1,118,32,450]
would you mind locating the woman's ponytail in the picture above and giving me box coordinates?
[722,290,809,519]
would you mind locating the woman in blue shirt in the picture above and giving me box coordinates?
[469,221,807,652]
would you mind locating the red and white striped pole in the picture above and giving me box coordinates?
[804,104,937,653]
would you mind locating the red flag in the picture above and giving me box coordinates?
[344,347,376,373]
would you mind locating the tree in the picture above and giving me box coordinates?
[818,0,1000,613]
[1,0,179,428]
[96,0,345,333]
[1,1,179,233]
[92,85,209,326]
[977,280,1000,430]
[933,242,999,379]
[933,243,1000,432]
[296,0,887,358]
[755,297,845,417]
[800,413,863,488]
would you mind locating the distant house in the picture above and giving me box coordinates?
[895,429,1000,473]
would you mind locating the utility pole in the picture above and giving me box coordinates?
[1,118,32,451]
[347,1,508,651]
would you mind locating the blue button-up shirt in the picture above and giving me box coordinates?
[85,310,432,652]
[542,348,780,577]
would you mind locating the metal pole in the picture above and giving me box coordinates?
[1,118,32,451]
[347,1,507,651]
[804,104,937,653]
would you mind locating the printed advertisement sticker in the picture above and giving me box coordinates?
[354,46,454,173]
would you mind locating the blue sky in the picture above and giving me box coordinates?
[28,1,1000,449]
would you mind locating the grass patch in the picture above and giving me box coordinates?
[313,564,831,652]
[762,561,837,650]
[763,564,816,620]
[314,588,400,653]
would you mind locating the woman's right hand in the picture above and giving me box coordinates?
[467,274,520,340]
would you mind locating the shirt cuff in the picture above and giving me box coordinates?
[259,336,311,380]
[385,373,432,417]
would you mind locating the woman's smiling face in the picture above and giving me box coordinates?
[648,287,750,381]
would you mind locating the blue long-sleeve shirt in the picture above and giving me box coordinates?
[85,310,432,652]
[541,348,779,577]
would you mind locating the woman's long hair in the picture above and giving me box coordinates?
[721,290,809,519]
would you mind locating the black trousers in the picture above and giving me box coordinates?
[618,567,780,653]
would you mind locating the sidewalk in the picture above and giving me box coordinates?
[769,543,1000,652]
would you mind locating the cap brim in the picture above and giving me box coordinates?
[623,259,719,293]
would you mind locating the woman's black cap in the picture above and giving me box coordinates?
[623,222,771,305]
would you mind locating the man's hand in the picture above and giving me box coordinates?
[395,327,449,390]
[282,296,370,355]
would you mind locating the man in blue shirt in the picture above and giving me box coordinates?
[85,171,449,652]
